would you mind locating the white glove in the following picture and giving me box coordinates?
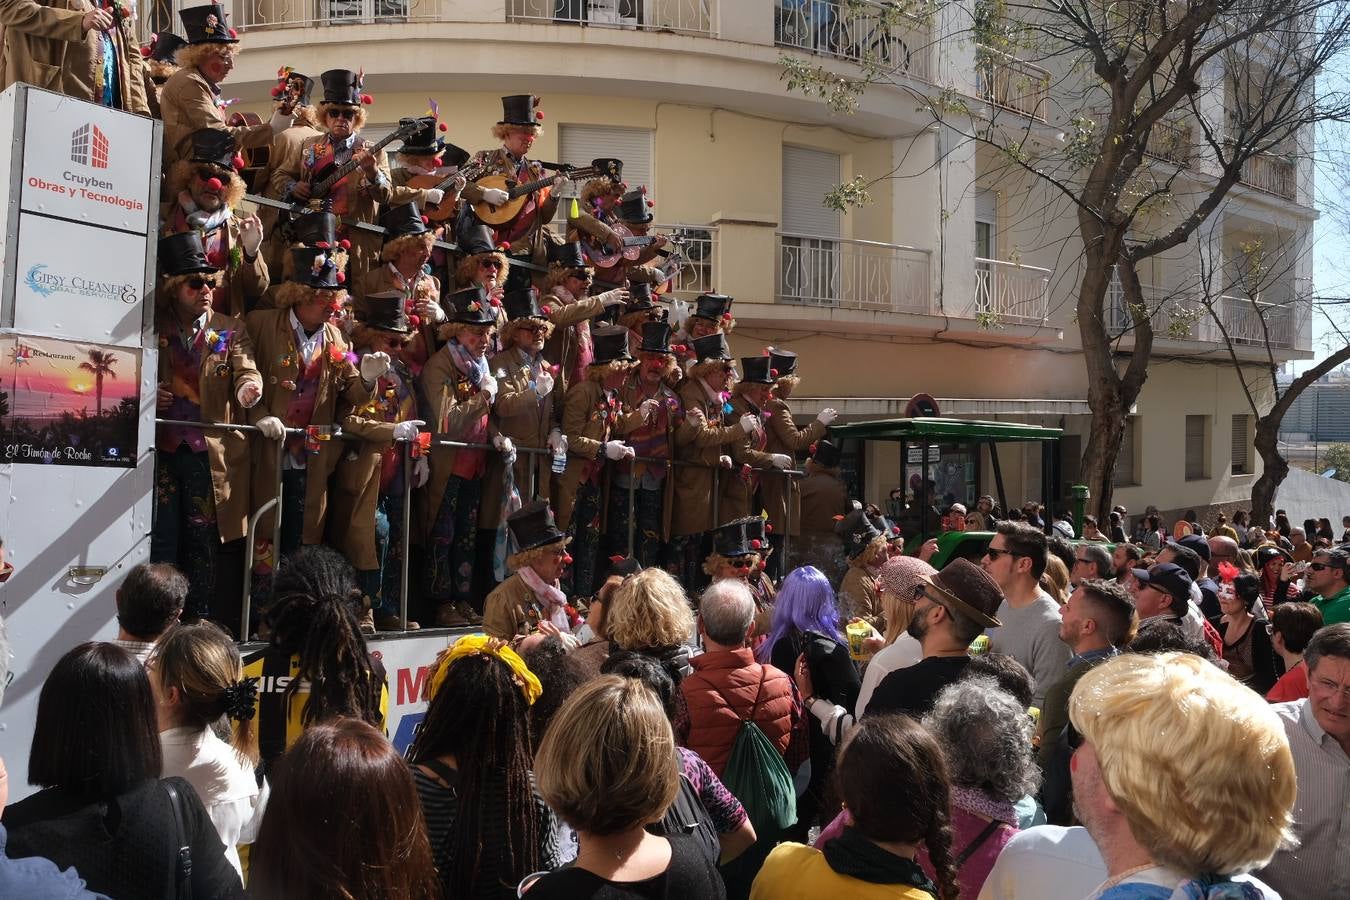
[447,174,467,193]
[479,373,498,404]
[597,289,629,309]
[718,454,733,469]
[603,440,634,461]
[393,419,425,442]
[534,369,555,398]
[412,456,430,488]
[640,397,660,422]
[256,416,285,440]
[816,407,838,426]
[359,351,391,383]
[482,187,510,206]
[269,109,294,134]
[739,414,760,435]
[548,429,568,454]
[669,298,690,330]
[238,214,264,257]
[235,380,261,409]
[770,453,792,469]
[424,188,445,206]
[493,434,516,454]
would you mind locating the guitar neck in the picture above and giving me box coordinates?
[313,132,402,197]
[507,166,598,199]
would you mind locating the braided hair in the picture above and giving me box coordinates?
[265,546,381,728]
[409,651,540,899]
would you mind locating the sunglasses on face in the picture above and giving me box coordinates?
[479,260,504,271]
[196,166,227,183]
[983,547,1022,561]
[1309,562,1339,572]
[567,270,593,281]
[328,108,357,120]
[519,323,547,334]
[729,558,754,570]
[186,275,218,290]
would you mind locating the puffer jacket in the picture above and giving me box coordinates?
[680,647,797,777]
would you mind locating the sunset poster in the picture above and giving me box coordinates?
[0,336,140,468]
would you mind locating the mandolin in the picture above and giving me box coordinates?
[406,156,491,223]
[471,157,622,227]
[293,116,433,214]
[584,232,659,268]
[227,111,269,176]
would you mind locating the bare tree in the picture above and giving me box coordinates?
[782,0,1350,517]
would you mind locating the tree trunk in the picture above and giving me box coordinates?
[1250,414,1287,526]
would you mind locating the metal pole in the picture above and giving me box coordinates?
[241,497,278,640]
[627,476,637,558]
[712,465,720,527]
[784,469,793,568]
[273,437,285,556]
[400,439,413,629]
[990,440,1008,519]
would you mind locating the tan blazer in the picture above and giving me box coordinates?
[417,343,495,539]
[156,309,261,543]
[256,120,323,277]
[482,346,555,529]
[244,308,373,543]
[541,289,604,394]
[614,373,681,541]
[0,0,149,115]
[554,378,620,532]
[482,572,545,640]
[719,394,777,525]
[671,378,748,538]
[761,398,826,536]
[159,204,269,318]
[160,67,271,170]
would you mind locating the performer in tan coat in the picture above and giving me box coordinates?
[358,202,444,373]
[152,231,261,628]
[721,355,792,525]
[140,31,186,118]
[483,501,575,640]
[255,68,322,277]
[836,507,887,631]
[795,439,851,581]
[540,241,626,392]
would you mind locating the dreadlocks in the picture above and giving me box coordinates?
[409,651,541,899]
[265,546,382,728]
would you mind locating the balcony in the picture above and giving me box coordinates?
[975,46,1050,121]
[1144,118,1193,166]
[506,0,716,36]
[1106,282,1311,352]
[776,232,932,313]
[657,223,719,300]
[1241,151,1297,202]
[970,258,1050,324]
[773,0,933,83]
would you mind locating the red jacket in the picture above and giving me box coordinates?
[679,647,803,777]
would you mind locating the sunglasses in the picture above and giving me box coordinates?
[983,547,1022,561]
[479,260,504,271]
[567,270,593,281]
[1309,562,1341,572]
[186,275,218,290]
[518,323,547,334]
[729,558,754,570]
[196,166,227,182]
[328,108,357,120]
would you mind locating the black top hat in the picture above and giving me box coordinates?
[360,292,412,334]
[616,187,654,225]
[626,282,657,311]
[602,555,642,582]
[739,356,775,385]
[812,439,841,468]
[927,558,1004,628]
[379,202,428,241]
[160,231,219,277]
[179,4,236,43]
[639,320,674,354]
[395,118,442,157]
[768,347,798,379]
[836,508,883,560]
[280,70,314,106]
[456,220,497,257]
[592,303,622,327]
[549,241,588,270]
[691,332,732,363]
[745,516,769,548]
[289,247,344,290]
[187,128,236,170]
[446,286,496,326]
[319,69,365,106]
[439,142,472,170]
[692,293,732,322]
[591,326,633,366]
[148,32,188,64]
[499,94,543,127]
[502,286,544,322]
[508,500,567,552]
[713,517,766,558]
[292,211,337,248]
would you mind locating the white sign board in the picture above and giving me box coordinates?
[19,88,155,235]
[368,630,473,755]
[12,215,145,344]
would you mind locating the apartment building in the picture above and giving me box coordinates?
[148,0,1317,516]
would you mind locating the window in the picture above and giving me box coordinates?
[780,145,841,304]
[975,189,996,312]
[1232,414,1252,475]
[1113,417,1138,486]
[1185,415,1209,481]
[558,124,653,193]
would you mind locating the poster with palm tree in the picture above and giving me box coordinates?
[0,336,139,467]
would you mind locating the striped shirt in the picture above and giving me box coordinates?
[1258,700,1350,898]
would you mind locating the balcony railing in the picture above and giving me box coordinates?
[972,257,1050,323]
[1241,152,1297,202]
[1107,284,1310,351]
[776,232,932,313]
[774,0,933,82]
[1144,118,1193,166]
[1213,294,1309,349]
[975,46,1050,121]
[506,0,716,36]
[657,223,719,299]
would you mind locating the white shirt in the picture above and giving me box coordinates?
[977,825,1281,900]
[855,633,922,718]
[159,726,268,879]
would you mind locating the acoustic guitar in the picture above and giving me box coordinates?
[294,116,433,214]
[584,224,660,268]
[471,157,622,227]
[405,156,491,223]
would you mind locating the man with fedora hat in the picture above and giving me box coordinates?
[541,240,628,392]
[161,4,291,170]
[142,32,188,117]
[722,354,793,526]
[161,127,267,317]
[796,439,850,580]
[669,333,765,589]
[277,68,393,288]
[556,325,646,598]
[329,292,426,632]
[245,242,387,583]
[483,500,576,640]
[257,67,322,275]
[152,230,262,628]
[419,285,513,625]
[359,201,443,371]
[606,319,683,569]
[760,346,837,580]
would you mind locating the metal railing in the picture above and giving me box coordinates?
[1106,284,1311,351]
[1241,152,1297,201]
[972,257,1050,323]
[776,232,932,313]
[774,0,934,82]
[656,223,719,299]
[1213,294,1310,349]
[506,0,717,35]
[1144,118,1193,166]
[975,45,1050,121]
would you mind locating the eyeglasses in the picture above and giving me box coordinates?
[567,270,593,281]
[1074,557,1093,566]
[479,260,504,271]
[729,558,754,570]
[1311,676,1350,699]
[1308,562,1338,572]
[196,166,227,182]
[185,275,218,290]
[983,547,1022,561]
[328,108,357,120]
[518,323,547,334]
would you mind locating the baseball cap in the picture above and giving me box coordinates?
[1168,534,1211,562]
[1131,563,1193,603]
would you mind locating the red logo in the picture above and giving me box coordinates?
[70,124,109,169]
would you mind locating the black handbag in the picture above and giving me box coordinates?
[161,780,194,900]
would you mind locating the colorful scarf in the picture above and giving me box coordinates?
[428,635,541,705]
[517,565,571,632]
[177,191,234,234]
[445,337,489,386]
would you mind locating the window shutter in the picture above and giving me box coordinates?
[1113,417,1137,486]
[1231,415,1251,475]
[1185,415,1208,480]
[975,188,996,225]
[559,124,653,194]
[781,145,841,237]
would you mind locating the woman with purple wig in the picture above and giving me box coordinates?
[757,566,861,840]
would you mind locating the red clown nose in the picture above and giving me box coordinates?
[204,177,223,192]
[561,553,574,565]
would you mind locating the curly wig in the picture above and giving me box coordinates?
[688,358,735,382]
[580,177,623,207]
[289,103,320,129]
[499,316,555,349]
[850,535,889,566]
[775,374,800,399]
[319,102,368,132]
[702,552,762,579]
[349,322,413,349]
[506,537,571,575]
[380,231,434,264]
[273,279,348,310]
[437,320,495,344]
[586,359,635,382]
[454,250,510,289]
[148,60,178,84]
[156,273,214,316]
[166,159,246,210]
[491,122,543,141]
[174,43,235,70]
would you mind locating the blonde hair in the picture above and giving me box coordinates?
[273,280,347,310]
[499,316,555,348]
[491,122,543,141]
[702,552,762,579]
[545,262,593,290]
[437,320,494,344]
[1069,653,1297,875]
[536,676,678,835]
[506,536,570,574]
[688,358,732,381]
[604,568,695,651]
[149,622,258,764]
[850,535,888,566]
[165,159,246,209]
[580,178,622,206]
[883,588,915,645]
[290,103,320,129]
[587,359,635,382]
[175,43,235,71]
[148,59,178,83]
[775,373,800,399]
[320,103,367,132]
[349,322,413,349]
[380,231,434,264]
[1040,555,1071,605]
[454,251,509,289]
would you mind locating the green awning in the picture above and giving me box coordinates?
[828,418,1064,442]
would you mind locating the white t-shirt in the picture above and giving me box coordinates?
[855,633,922,717]
[159,726,268,878]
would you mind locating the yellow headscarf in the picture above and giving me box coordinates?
[426,635,542,706]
